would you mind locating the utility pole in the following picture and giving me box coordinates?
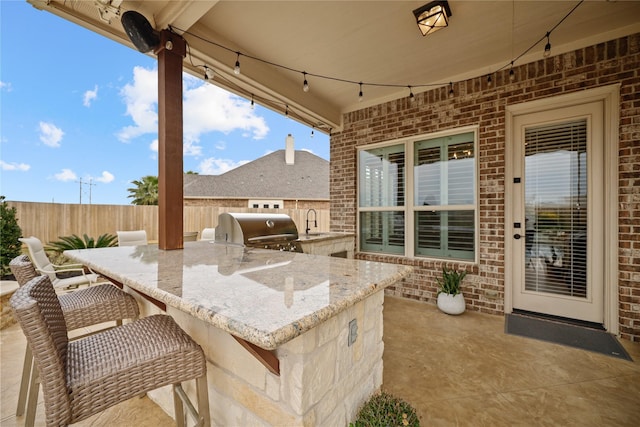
[77,178,83,204]
[88,179,96,205]
[76,178,97,205]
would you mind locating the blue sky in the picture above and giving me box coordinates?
[0,1,329,205]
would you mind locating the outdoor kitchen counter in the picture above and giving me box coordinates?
[66,241,411,425]
[64,241,410,350]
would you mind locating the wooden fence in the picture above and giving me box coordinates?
[7,201,330,244]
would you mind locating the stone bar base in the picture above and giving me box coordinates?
[132,287,385,426]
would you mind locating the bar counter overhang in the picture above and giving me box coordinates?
[65,241,412,425]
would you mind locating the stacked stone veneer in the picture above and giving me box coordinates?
[137,289,385,425]
[297,234,355,258]
[330,33,640,341]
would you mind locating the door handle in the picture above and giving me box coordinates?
[514,234,522,240]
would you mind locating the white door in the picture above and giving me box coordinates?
[511,101,604,324]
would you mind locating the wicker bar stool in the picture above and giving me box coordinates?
[9,255,140,426]
[10,275,210,427]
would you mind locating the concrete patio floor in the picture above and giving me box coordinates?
[2,295,639,426]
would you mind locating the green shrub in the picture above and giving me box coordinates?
[350,391,420,427]
[0,196,22,276]
[46,233,118,254]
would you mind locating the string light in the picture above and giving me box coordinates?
[171,0,583,129]
[543,32,551,58]
[234,52,241,75]
[203,65,214,81]
[302,72,309,92]
[285,105,289,118]
[311,128,315,138]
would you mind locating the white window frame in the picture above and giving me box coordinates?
[357,125,479,262]
[248,199,284,209]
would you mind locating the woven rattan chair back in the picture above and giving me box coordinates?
[9,255,141,426]
[11,275,210,427]
[9,254,38,286]
[10,275,72,425]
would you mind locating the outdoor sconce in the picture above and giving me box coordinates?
[121,10,160,53]
[413,1,452,36]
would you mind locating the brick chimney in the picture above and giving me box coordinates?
[285,134,295,165]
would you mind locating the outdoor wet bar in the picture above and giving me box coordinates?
[65,241,412,426]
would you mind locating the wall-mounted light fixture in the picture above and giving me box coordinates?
[413,1,452,36]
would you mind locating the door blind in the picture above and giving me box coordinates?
[524,119,588,298]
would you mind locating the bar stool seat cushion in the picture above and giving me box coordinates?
[67,314,206,423]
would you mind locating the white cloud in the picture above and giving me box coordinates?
[83,85,98,107]
[0,81,12,92]
[198,157,249,175]
[117,68,269,155]
[150,139,158,152]
[54,168,77,181]
[0,160,30,171]
[39,122,64,147]
[117,66,158,142]
[93,171,114,183]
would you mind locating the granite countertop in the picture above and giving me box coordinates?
[65,241,411,350]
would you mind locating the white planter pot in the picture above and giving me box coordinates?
[437,293,466,315]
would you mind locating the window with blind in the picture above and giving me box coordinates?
[358,144,405,254]
[358,130,477,260]
[524,119,587,297]
[414,132,475,260]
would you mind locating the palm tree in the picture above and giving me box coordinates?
[127,175,159,205]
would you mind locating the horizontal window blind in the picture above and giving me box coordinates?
[524,119,588,298]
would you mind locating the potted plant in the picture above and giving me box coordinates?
[436,267,467,315]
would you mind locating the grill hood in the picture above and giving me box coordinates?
[215,213,299,247]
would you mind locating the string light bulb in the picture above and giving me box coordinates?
[234,52,241,75]
[285,105,289,118]
[543,32,551,58]
[204,66,214,81]
[487,74,492,86]
[358,82,363,102]
[250,94,254,109]
[448,82,454,98]
[408,86,415,102]
[509,62,515,81]
[311,128,315,138]
[302,72,309,92]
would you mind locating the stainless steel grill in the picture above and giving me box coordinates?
[214,213,300,250]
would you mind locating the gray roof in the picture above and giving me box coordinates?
[184,150,329,200]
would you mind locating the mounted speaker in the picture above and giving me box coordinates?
[121,10,159,53]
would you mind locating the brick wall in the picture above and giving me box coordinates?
[330,33,640,341]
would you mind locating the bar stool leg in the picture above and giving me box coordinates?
[173,384,186,427]
[25,367,40,427]
[16,345,33,416]
[196,374,211,427]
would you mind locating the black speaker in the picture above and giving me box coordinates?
[121,10,159,53]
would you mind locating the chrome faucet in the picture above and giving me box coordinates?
[305,209,317,235]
